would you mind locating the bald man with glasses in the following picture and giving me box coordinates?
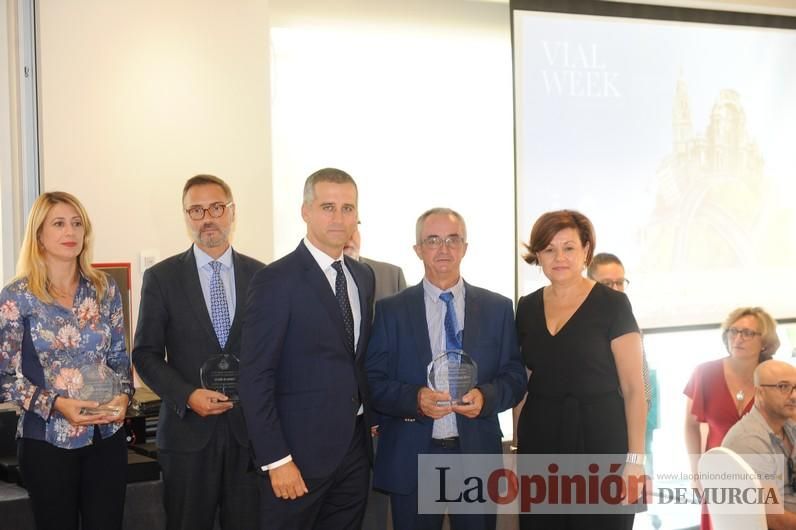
[723,359,796,529]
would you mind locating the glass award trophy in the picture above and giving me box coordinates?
[69,364,123,415]
[200,354,240,403]
[427,349,478,405]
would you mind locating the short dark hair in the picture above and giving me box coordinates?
[522,209,595,266]
[587,252,623,280]
[182,174,233,204]
[303,168,358,204]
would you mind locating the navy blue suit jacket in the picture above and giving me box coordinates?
[366,281,527,494]
[240,241,375,479]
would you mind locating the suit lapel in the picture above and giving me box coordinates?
[461,281,482,355]
[297,242,352,353]
[179,247,220,348]
[226,250,248,354]
[407,283,434,365]
[346,256,370,359]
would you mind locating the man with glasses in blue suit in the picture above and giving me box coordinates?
[365,207,526,530]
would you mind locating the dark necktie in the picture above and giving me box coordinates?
[331,261,355,353]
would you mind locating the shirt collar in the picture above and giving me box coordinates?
[76,270,91,293]
[303,237,344,271]
[422,276,465,303]
[193,244,233,270]
[747,405,796,446]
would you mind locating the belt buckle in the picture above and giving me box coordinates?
[433,436,459,449]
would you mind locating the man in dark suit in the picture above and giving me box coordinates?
[343,225,407,529]
[366,207,527,530]
[133,175,263,530]
[240,168,376,530]
[344,225,407,302]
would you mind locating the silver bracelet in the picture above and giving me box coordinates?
[625,452,645,465]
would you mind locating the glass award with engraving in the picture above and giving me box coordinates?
[200,354,240,403]
[427,349,478,405]
[69,364,123,415]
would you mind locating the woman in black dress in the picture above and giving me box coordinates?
[516,210,646,530]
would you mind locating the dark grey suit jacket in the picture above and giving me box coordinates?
[132,246,265,452]
[360,256,406,302]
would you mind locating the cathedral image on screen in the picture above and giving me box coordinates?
[639,76,794,273]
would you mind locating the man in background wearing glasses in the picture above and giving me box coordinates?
[723,359,796,528]
[365,207,526,530]
[344,224,407,304]
[587,253,656,468]
[133,174,264,530]
[343,224,407,530]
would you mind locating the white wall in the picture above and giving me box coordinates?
[36,0,272,328]
[269,0,516,298]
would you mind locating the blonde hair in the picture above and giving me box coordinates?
[16,191,108,303]
[721,306,781,362]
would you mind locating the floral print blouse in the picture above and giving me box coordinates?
[0,274,133,449]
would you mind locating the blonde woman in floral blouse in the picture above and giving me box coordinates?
[0,191,133,530]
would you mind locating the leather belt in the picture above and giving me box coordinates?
[431,437,459,449]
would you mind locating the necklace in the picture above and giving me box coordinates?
[736,389,745,402]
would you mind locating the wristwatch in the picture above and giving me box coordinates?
[625,453,645,465]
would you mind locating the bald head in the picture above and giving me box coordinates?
[754,360,796,425]
[754,360,796,386]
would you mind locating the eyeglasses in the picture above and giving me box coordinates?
[726,327,762,340]
[421,235,465,249]
[599,279,629,289]
[759,382,796,396]
[185,202,233,220]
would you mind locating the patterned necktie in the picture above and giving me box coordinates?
[209,261,231,348]
[439,291,462,350]
[331,261,355,353]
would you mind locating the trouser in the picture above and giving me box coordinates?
[18,427,128,530]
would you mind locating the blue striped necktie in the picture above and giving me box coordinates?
[434,291,460,439]
[439,291,462,350]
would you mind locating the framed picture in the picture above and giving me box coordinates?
[93,262,133,351]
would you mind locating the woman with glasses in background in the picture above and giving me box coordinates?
[684,306,780,530]
[0,192,132,530]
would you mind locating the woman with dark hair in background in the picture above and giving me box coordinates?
[684,306,780,530]
[0,191,132,530]
[516,209,646,530]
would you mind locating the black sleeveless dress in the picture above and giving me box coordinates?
[516,282,640,530]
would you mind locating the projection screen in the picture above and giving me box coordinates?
[512,1,796,330]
